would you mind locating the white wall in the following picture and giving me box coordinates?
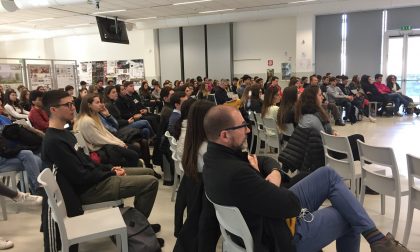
[296,15,315,76]
[233,17,297,78]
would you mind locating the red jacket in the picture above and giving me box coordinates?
[374,82,391,94]
[28,107,49,132]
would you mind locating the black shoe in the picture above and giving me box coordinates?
[153,171,162,179]
[151,223,161,233]
[335,119,345,126]
[163,180,174,186]
[157,238,165,248]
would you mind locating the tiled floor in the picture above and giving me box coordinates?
[2,115,420,251]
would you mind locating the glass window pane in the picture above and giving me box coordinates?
[387,37,403,81]
[406,36,420,102]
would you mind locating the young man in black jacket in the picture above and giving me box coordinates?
[202,105,410,252]
[41,90,159,218]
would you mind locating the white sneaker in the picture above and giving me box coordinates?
[0,238,13,250]
[13,192,42,205]
[368,116,377,123]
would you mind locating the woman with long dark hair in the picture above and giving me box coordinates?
[174,100,220,250]
[277,86,298,135]
[4,89,29,120]
[19,89,31,111]
[261,85,280,120]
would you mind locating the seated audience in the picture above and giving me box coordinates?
[74,87,88,113]
[172,98,196,159]
[116,81,159,133]
[4,89,29,120]
[237,75,251,98]
[326,77,355,123]
[261,85,281,136]
[309,75,344,126]
[103,86,153,139]
[386,75,415,113]
[214,80,232,105]
[202,105,410,252]
[19,89,31,112]
[42,90,159,220]
[277,86,298,140]
[167,92,187,136]
[361,75,400,116]
[74,93,140,167]
[174,100,219,251]
[374,74,410,116]
[28,91,49,132]
[240,84,263,113]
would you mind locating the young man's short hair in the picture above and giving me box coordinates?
[374,74,383,80]
[80,81,87,86]
[42,90,71,116]
[123,81,134,88]
[64,85,74,92]
[29,90,44,105]
[160,86,173,100]
[170,91,186,107]
[271,76,279,82]
[242,75,252,81]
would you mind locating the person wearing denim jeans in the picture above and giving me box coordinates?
[203,105,410,252]
[0,150,42,194]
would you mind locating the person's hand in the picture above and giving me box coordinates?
[266,169,281,187]
[333,130,338,136]
[133,114,142,120]
[128,117,135,124]
[112,167,126,176]
[101,107,110,117]
[247,154,260,172]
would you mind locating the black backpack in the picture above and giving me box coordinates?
[119,207,161,252]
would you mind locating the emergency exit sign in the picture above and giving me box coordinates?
[401,25,412,31]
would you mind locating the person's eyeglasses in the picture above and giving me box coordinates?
[223,122,250,131]
[54,102,74,109]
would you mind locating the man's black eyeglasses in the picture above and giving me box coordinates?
[53,102,74,108]
[223,122,250,131]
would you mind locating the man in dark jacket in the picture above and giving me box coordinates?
[202,105,409,252]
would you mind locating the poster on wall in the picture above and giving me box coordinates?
[92,61,105,84]
[0,64,23,90]
[28,64,52,90]
[281,63,291,80]
[79,62,93,85]
[55,64,76,89]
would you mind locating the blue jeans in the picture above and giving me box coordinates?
[291,167,375,252]
[0,150,42,193]
[126,120,153,138]
[386,93,402,112]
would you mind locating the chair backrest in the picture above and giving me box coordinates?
[74,131,89,155]
[406,154,420,198]
[253,112,263,128]
[208,94,217,105]
[262,117,278,134]
[320,131,355,179]
[357,140,400,180]
[206,195,253,252]
[37,169,69,240]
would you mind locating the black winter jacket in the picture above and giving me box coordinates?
[278,126,325,173]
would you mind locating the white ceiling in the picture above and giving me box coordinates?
[0,0,419,39]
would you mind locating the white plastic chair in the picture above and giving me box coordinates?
[247,111,259,154]
[167,133,184,202]
[38,169,128,252]
[206,194,253,252]
[261,117,280,160]
[320,131,361,197]
[253,112,267,155]
[403,154,420,245]
[357,140,409,236]
[73,131,89,155]
[0,170,23,220]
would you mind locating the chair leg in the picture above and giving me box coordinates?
[359,181,366,204]
[403,205,414,246]
[171,173,179,202]
[0,196,7,221]
[120,231,128,252]
[381,194,385,215]
[391,195,401,237]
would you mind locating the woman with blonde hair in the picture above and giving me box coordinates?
[74,93,139,167]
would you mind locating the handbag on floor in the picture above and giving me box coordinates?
[119,207,161,252]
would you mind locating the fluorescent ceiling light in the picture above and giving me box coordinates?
[126,17,157,21]
[27,17,55,22]
[199,8,235,14]
[173,0,212,6]
[288,0,317,4]
[92,9,126,15]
